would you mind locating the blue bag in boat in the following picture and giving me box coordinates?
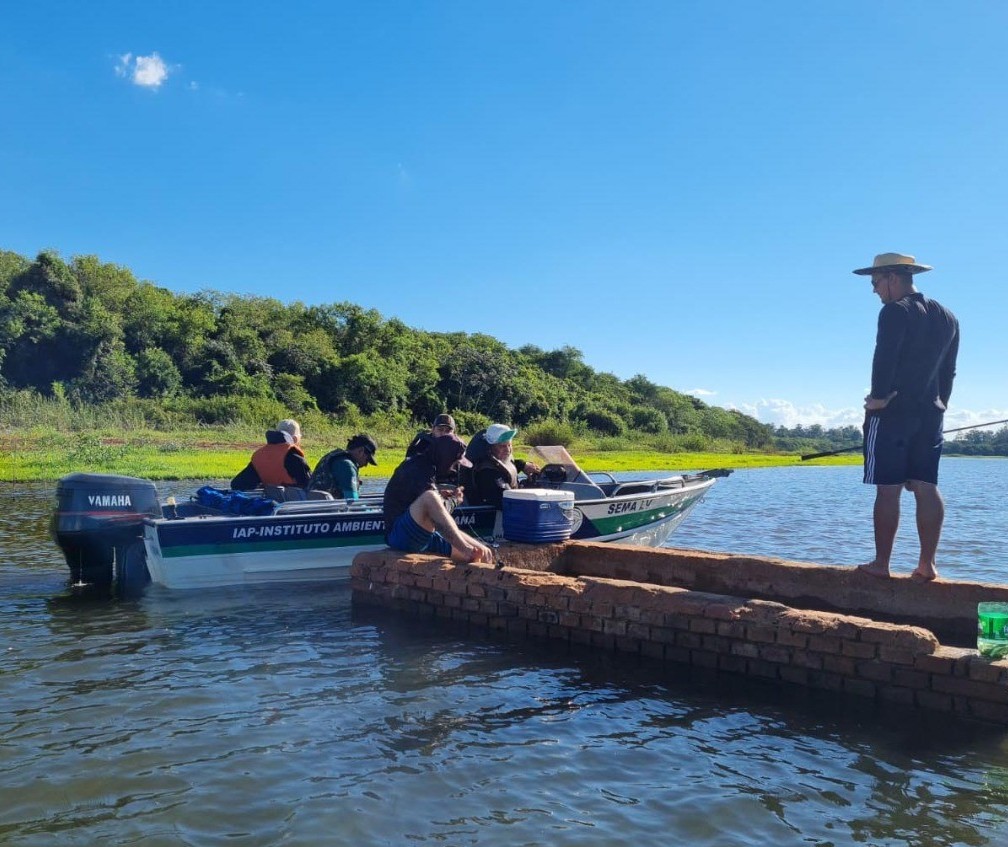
[196,486,276,516]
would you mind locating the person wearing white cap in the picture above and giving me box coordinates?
[851,253,959,583]
[465,423,541,509]
[231,419,312,491]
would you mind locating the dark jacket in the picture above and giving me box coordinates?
[383,453,438,540]
[307,449,360,499]
[466,456,532,509]
[231,430,311,491]
[871,292,959,415]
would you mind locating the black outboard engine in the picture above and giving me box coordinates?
[50,473,160,588]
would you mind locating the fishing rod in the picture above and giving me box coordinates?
[800,417,1008,462]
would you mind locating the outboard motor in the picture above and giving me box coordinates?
[50,473,160,588]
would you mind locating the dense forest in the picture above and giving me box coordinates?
[1,249,1005,455]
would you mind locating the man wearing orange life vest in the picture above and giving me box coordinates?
[231,419,312,491]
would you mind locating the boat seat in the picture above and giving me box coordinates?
[608,481,660,497]
[263,485,332,502]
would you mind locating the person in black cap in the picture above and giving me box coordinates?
[384,434,493,563]
[405,413,458,461]
[307,433,378,500]
[851,253,959,583]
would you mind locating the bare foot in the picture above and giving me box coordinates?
[856,562,891,578]
[910,569,938,583]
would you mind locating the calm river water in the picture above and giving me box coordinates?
[4,458,1008,846]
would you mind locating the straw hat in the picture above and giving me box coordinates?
[852,253,932,275]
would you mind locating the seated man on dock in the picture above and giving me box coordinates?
[231,419,312,491]
[384,434,494,564]
[307,434,378,500]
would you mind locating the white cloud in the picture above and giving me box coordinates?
[686,388,716,398]
[114,52,171,89]
[730,398,861,429]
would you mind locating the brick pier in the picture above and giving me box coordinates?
[351,542,1008,725]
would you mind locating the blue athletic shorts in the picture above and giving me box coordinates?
[386,510,453,556]
[863,409,944,486]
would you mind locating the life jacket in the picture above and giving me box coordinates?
[465,455,518,506]
[250,442,305,486]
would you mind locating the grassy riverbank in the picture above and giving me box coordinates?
[0,426,860,482]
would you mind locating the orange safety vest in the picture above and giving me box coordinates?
[250,442,305,486]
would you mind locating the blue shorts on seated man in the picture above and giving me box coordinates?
[386,511,453,557]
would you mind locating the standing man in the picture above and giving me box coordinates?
[307,433,378,500]
[853,253,959,582]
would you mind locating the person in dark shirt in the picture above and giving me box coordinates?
[852,253,959,583]
[307,433,378,500]
[465,423,541,509]
[384,434,493,563]
[231,419,312,491]
[405,413,457,459]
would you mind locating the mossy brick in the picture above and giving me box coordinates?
[776,628,809,649]
[432,577,450,592]
[841,641,878,660]
[462,597,481,612]
[434,605,453,619]
[603,618,628,636]
[730,641,760,659]
[506,618,528,635]
[496,602,519,617]
[581,614,606,633]
[878,646,919,666]
[527,621,549,638]
[640,608,668,626]
[444,594,462,609]
[467,583,487,598]
[759,645,792,665]
[614,604,643,622]
[932,675,1008,702]
[807,635,843,654]
[821,654,857,676]
[539,610,560,625]
[968,659,1008,684]
[716,621,748,639]
[590,602,615,618]
[746,659,780,679]
[615,636,642,653]
[856,660,893,683]
[650,626,677,644]
[701,634,730,653]
[718,653,748,674]
[570,628,592,646]
[677,631,704,649]
[968,700,1008,723]
[486,616,509,631]
[559,611,581,628]
[628,622,651,640]
[779,666,810,686]
[791,650,824,670]
[892,667,930,689]
[689,617,717,635]
[746,624,778,644]
[663,613,691,630]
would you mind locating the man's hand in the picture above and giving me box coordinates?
[864,390,897,411]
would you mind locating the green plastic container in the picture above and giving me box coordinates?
[977,602,1008,658]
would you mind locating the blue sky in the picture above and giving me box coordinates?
[2,2,1006,430]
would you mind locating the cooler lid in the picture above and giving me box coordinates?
[503,488,574,503]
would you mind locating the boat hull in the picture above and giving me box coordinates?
[142,476,716,590]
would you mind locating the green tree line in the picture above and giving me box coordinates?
[0,248,775,448]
